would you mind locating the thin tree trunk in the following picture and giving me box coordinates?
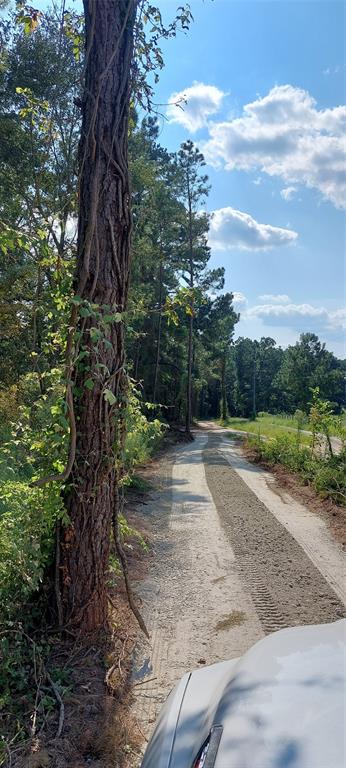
[186,312,193,433]
[134,336,141,381]
[326,432,334,458]
[32,264,44,395]
[221,356,227,421]
[153,259,163,403]
[60,0,136,632]
[185,182,194,436]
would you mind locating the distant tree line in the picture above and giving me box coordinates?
[220,333,345,419]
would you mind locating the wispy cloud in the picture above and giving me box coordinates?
[258,294,291,303]
[280,186,297,201]
[209,207,298,251]
[245,302,346,333]
[203,85,346,209]
[167,82,225,133]
[323,64,345,76]
[233,291,247,305]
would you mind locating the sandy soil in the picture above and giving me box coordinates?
[212,425,346,605]
[129,427,346,765]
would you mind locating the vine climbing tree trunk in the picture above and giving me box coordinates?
[60,0,136,632]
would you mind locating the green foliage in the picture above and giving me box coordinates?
[221,413,311,444]
[0,627,73,763]
[133,2,193,109]
[15,2,42,35]
[308,386,344,455]
[124,383,167,473]
[0,482,64,619]
[119,514,148,553]
[274,334,345,413]
[0,367,70,621]
[249,432,346,505]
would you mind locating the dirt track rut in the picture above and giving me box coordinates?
[130,427,346,762]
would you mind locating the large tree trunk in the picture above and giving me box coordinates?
[60,0,136,632]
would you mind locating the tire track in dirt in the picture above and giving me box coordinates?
[130,435,263,761]
[203,433,345,632]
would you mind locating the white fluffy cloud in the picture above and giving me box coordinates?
[167,82,225,132]
[233,291,247,305]
[209,207,298,251]
[203,85,346,208]
[246,302,346,332]
[258,294,291,303]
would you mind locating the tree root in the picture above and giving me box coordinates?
[46,671,65,738]
[112,509,149,639]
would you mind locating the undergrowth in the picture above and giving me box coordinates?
[248,432,346,505]
[0,623,73,764]
[0,373,164,762]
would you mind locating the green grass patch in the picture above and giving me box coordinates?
[219,414,311,444]
[219,410,344,442]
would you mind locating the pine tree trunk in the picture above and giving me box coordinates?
[186,312,193,434]
[185,185,194,436]
[60,0,136,632]
[221,356,227,421]
[153,259,163,403]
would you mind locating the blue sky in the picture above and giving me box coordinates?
[19,0,346,356]
[155,0,345,356]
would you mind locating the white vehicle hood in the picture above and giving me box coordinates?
[141,619,346,768]
[211,619,346,768]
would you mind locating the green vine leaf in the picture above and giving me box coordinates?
[103,389,116,406]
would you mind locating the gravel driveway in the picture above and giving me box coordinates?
[130,426,346,762]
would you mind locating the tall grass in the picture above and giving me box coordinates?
[219,413,311,443]
[248,432,346,505]
[219,409,345,443]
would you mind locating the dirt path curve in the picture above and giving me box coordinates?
[130,426,345,762]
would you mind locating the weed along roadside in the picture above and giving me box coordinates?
[217,392,346,507]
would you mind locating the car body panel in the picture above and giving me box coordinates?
[140,673,190,768]
[141,619,346,768]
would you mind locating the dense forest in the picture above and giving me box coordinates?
[0,3,345,763]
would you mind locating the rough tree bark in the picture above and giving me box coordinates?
[60,0,136,632]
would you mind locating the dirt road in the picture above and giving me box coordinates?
[130,425,345,760]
